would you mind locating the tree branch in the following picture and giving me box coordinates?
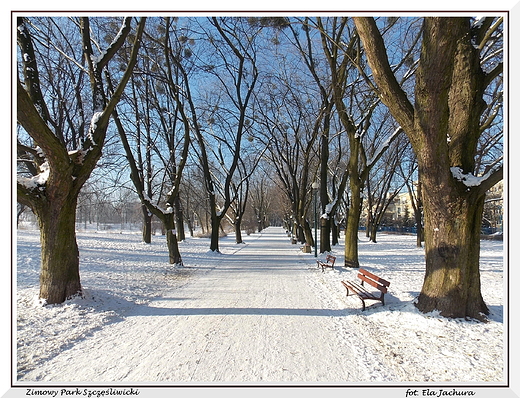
[17,78,70,169]
[353,17,415,133]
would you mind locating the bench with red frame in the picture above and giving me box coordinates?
[317,255,336,272]
[341,268,391,311]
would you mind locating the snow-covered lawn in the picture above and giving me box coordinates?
[13,226,509,391]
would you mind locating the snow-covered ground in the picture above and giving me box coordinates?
[10,225,515,396]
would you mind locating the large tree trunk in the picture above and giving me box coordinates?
[17,17,146,305]
[414,179,424,248]
[369,221,378,244]
[302,219,314,249]
[416,174,488,318]
[296,224,305,243]
[36,195,82,304]
[235,219,243,244]
[319,109,332,253]
[331,220,339,246]
[412,18,489,319]
[174,195,185,242]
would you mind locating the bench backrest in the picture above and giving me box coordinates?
[326,255,336,264]
[358,268,390,293]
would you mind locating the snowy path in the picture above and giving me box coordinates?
[20,229,371,383]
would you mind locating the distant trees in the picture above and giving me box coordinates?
[397,148,423,247]
[248,168,275,233]
[255,69,321,247]
[314,16,417,265]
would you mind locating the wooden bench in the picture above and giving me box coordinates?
[341,268,390,311]
[317,255,336,272]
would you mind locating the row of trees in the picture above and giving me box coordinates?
[17,15,503,320]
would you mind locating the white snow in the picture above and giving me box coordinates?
[11,225,515,396]
[450,166,500,188]
[321,200,337,219]
[16,161,50,189]
[87,112,104,145]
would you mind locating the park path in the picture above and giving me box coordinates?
[19,228,372,383]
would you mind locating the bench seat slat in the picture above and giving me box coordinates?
[342,281,379,300]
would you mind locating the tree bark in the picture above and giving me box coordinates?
[174,195,185,242]
[141,205,152,244]
[319,108,332,253]
[37,194,82,304]
[235,219,243,244]
[320,217,331,253]
[165,214,182,265]
[210,213,222,252]
[344,178,362,268]
[417,176,488,318]
[415,180,424,248]
[369,222,378,244]
[302,218,314,249]
[331,220,339,246]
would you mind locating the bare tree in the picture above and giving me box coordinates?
[396,148,423,247]
[365,134,410,242]
[316,17,416,266]
[17,16,146,304]
[111,17,193,265]
[354,16,503,320]
[255,69,322,247]
[189,17,261,252]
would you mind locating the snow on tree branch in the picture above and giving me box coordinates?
[17,162,49,190]
[450,166,501,188]
[367,126,403,168]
